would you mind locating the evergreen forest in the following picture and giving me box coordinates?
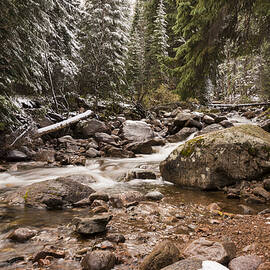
[1,0,270,129]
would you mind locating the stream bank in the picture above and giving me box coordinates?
[0,102,270,269]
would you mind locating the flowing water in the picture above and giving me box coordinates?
[0,117,268,268]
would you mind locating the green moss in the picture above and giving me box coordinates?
[23,190,29,203]
[180,136,204,157]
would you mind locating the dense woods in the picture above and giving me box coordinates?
[1,0,270,129]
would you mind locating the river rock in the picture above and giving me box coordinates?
[73,213,112,235]
[86,148,101,158]
[228,255,262,270]
[263,178,270,191]
[95,133,117,146]
[145,191,164,201]
[220,120,234,128]
[239,204,256,215]
[185,119,203,130]
[7,227,37,243]
[121,120,155,142]
[78,119,110,138]
[161,259,229,270]
[81,250,116,270]
[253,186,270,200]
[125,169,157,181]
[6,150,29,162]
[203,115,215,125]
[126,141,153,154]
[106,234,125,243]
[5,176,95,208]
[174,112,196,129]
[109,191,143,208]
[160,125,270,190]
[183,238,236,264]
[198,123,224,135]
[167,127,197,143]
[260,119,270,133]
[140,241,179,270]
[103,145,134,158]
[89,192,109,203]
[34,149,56,163]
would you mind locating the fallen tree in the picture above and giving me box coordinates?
[34,110,93,137]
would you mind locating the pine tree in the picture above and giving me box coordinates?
[0,0,81,97]
[125,0,146,103]
[169,0,270,102]
[80,0,130,103]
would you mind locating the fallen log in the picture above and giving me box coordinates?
[208,102,270,109]
[34,110,93,137]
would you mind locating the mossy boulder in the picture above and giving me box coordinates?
[160,124,270,190]
[4,175,95,208]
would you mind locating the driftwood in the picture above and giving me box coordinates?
[208,102,270,109]
[34,110,93,138]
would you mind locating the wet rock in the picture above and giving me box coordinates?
[7,227,37,242]
[33,249,65,263]
[263,178,270,191]
[73,213,112,235]
[161,259,229,270]
[86,148,101,158]
[185,119,203,130]
[78,119,110,138]
[239,204,256,215]
[5,176,95,208]
[203,115,215,125]
[228,255,262,270]
[89,192,109,203]
[145,191,164,201]
[215,115,228,123]
[34,149,56,163]
[220,120,234,128]
[260,119,270,133]
[106,234,125,243]
[183,238,236,264]
[126,141,153,154]
[174,112,196,129]
[258,208,270,215]
[15,161,47,170]
[103,145,134,158]
[125,169,157,181]
[197,123,224,135]
[81,250,116,270]
[121,120,155,142]
[245,195,266,204]
[95,133,117,146]
[140,240,179,270]
[109,191,143,208]
[6,150,29,162]
[160,125,270,190]
[90,206,109,214]
[253,187,270,200]
[167,127,197,143]
[73,197,92,208]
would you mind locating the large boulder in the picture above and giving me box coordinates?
[160,125,270,190]
[77,119,110,138]
[121,120,155,142]
[4,175,95,208]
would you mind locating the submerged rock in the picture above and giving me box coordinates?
[7,227,37,243]
[6,150,29,162]
[160,125,270,190]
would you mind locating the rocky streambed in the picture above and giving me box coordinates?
[0,105,270,270]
